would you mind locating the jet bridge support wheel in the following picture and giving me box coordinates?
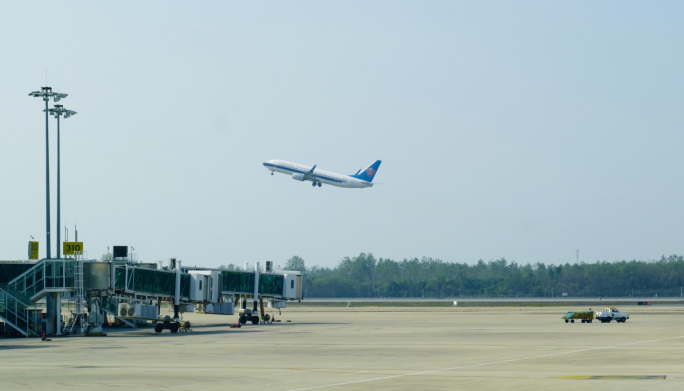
[154,323,163,333]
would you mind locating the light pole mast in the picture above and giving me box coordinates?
[29,87,67,259]
[48,104,77,258]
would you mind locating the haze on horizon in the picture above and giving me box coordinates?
[1,1,683,269]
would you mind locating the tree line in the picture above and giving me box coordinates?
[274,253,684,298]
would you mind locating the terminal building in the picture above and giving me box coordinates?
[0,251,302,337]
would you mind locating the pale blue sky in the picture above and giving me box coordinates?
[2,1,683,268]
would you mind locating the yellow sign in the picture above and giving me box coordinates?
[63,241,84,255]
[28,241,39,260]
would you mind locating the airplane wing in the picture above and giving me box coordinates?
[303,165,317,181]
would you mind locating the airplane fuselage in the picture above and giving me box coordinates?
[263,159,376,188]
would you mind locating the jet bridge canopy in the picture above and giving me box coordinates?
[220,270,284,296]
[114,266,191,298]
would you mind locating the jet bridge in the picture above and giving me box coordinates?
[0,258,302,337]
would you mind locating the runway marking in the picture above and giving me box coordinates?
[557,375,666,380]
[288,335,684,390]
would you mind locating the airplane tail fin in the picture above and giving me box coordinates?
[350,160,381,182]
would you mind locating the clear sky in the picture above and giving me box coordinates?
[2,1,683,269]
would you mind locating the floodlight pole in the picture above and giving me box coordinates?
[29,87,67,259]
[57,112,61,258]
[44,92,50,259]
[49,104,77,259]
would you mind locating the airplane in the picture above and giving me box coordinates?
[263,159,382,188]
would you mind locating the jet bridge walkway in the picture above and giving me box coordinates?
[1,259,302,337]
[113,265,297,301]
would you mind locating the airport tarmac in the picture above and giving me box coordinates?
[1,305,683,390]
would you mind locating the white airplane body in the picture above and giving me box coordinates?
[263,159,382,188]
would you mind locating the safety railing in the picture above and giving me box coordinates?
[0,284,38,336]
[8,258,75,301]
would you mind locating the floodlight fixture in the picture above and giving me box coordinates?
[48,104,78,119]
[28,86,68,102]
[53,92,68,102]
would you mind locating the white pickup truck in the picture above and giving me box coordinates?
[595,307,629,323]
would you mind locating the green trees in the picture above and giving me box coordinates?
[299,253,684,299]
[284,256,307,273]
[219,263,240,271]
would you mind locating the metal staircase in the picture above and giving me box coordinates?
[0,283,38,336]
[0,258,75,336]
[5,258,74,300]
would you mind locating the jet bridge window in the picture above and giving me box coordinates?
[199,280,203,290]
[291,280,294,289]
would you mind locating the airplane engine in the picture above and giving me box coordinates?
[291,173,305,181]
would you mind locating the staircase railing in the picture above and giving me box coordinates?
[0,258,75,336]
[0,284,38,336]
[7,258,75,301]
